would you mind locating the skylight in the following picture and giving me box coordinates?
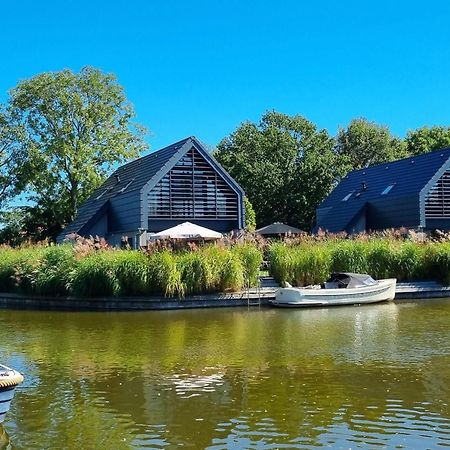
[119,178,135,193]
[95,187,112,200]
[342,193,353,201]
[381,184,395,195]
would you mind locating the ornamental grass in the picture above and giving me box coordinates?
[0,242,263,298]
[268,239,450,286]
[2,235,450,297]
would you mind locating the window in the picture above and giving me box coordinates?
[95,187,112,200]
[342,193,353,201]
[381,184,395,195]
[119,178,135,193]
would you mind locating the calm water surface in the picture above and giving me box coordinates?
[0,300,449,449]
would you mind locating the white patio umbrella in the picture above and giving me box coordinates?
[150,222,223,240]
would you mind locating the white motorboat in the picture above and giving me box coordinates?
[0,364,24,423]
[270,272,397,308]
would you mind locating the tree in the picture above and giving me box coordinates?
[244,196,256,231]
[0,107,28,206]
[335,118,407,170]
[405,126,450,156]
[6,67,147,238]
[215,111,340,230]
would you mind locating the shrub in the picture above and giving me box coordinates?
[147,251,184,297]
[233,244,263,287]
[331,242,369,274]
[366,240,395,279]
[268,243,291,284]
[178,251,215,294]
[390,242,423,281]
[32,245,76,295]
[12,249,43,294]
[291,246,332,286]
[421,242,450,283]
[219,252,245,292]
[0,248,31,292]
[70,251,120,297]
[114,251,149,296]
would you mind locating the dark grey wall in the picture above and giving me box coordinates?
[346,209,366,233]
[108,190,142,232]
[86,212,108,237]
[425,218,450,230]
[367,194,420,230]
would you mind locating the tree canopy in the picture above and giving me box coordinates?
[3,67,147,240]
[405,126,450,156]
[215,111,341,229]
[335,118,407,170]
[2,66,450,242]
[0,107,28,206]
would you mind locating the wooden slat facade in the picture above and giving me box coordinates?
[425,170,450,218]
[148,148,239,221]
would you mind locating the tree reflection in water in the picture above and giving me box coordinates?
[0,425,10,450]
[0,300,449,449]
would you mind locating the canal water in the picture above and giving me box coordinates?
[0,300,449,449]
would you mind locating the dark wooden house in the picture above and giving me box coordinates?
[57,137,245,246]
[316,147,450,233]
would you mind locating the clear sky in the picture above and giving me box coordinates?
[2,0,450,153]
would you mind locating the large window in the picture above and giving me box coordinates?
[425,170,450,218]
[148,148,239,219]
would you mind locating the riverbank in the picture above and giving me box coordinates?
[3,235,450,304]
[0,282,449,311]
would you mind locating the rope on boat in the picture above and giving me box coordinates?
[0,369,24,388]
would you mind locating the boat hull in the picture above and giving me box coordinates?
[271,278,397,308]
[0,387,17,423]
[0,365,23,424]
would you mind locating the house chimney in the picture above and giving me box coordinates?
[115,174,121,184]
[361,181,367,191]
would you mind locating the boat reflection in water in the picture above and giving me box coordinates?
[0,364,24,424]
[0,425,9,450]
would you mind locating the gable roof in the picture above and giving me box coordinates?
[317,147,450,232]
[58,136,245,239]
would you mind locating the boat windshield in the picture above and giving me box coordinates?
[326,273,378,289]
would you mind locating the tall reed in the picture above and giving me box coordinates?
[32,245,76,295]
[232,244,263,287]
[70,251,120,297]
[147,251,184,297]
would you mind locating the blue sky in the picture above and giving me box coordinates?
[2,0,450,153]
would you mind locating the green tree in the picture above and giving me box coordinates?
[244,196,256,231]
[405,126,450,156]
[0,107,28,206]
[6,67,147,238]
[335,118,407,170]
[215,111,339,230]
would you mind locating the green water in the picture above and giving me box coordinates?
[0,300,449,449]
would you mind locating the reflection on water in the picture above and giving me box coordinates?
[0,426,9,450]
[0,300,449,449]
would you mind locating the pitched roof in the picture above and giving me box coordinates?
[256,222,303,235]
[317,147,450,232]
[59,137,195,238]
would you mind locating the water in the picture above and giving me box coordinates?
[0,300,449,449]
